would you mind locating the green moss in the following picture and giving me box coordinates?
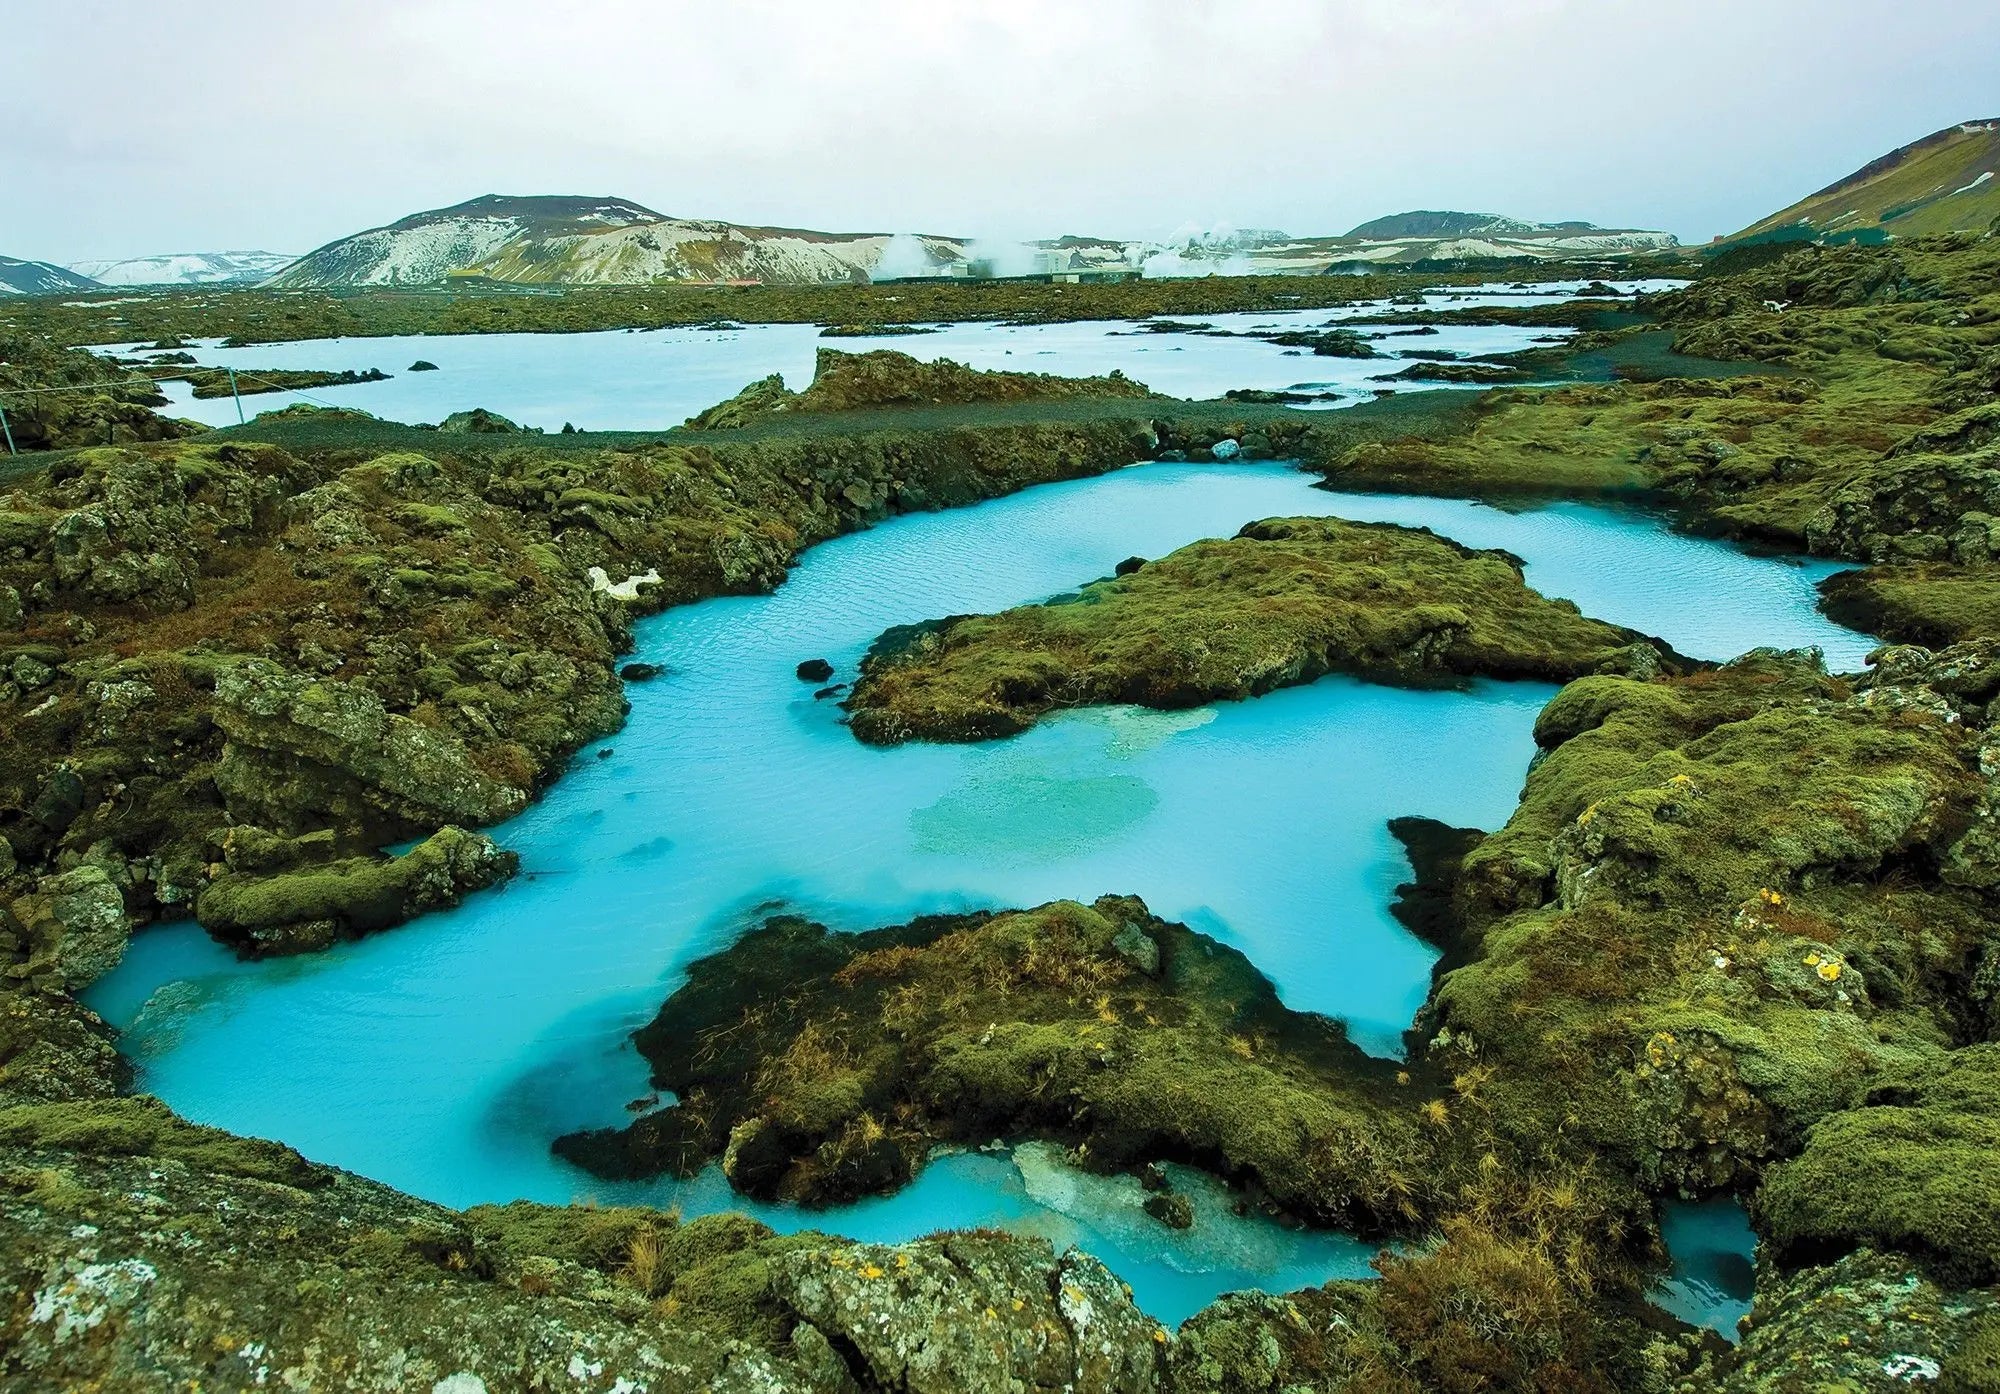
[1431,652,1989,1189]
[0,510,49,550]
[1821,563,2000,646]
[1758,1044,2000,1284]
[1945,1313,2000,1393]
[846,516,1673,744]
[0,1095,324,1187]
[463,1198,689,1272]
[389,501,468,534]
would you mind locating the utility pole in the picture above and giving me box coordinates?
[227,368,245,424]
[0,401,15,456]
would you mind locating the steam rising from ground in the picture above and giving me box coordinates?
[870,232,943,280]
[867,220,1294,281]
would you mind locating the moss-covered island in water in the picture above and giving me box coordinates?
[4,229,2000,1391]
[843,515,1683,744]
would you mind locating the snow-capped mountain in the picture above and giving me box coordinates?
[265,194,971,288]
[0,256,102,295]
[67,251,298,286]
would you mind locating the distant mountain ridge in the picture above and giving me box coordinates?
[1726,119,2000,246]
[67,251,297,287]
[266,194,974,288]
[0,256,101,296]
[1342,210,1595,239]
[269,194,1681,288]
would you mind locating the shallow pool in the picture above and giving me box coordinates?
[1654,1198,1758,1339]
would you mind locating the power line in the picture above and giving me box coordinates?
[0,365,373,453]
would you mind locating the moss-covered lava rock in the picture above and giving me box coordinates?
[556,895,1435,1232]
[686,346,1154,429]
[195,823,517,956]
[845,516,1677,744]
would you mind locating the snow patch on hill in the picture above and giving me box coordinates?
[67,251,298,286]
[0,256,101,296]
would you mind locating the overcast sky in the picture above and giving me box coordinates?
[8,0,1998,262]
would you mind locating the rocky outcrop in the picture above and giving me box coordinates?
[1804,445,2000,563]
[685,372,794,429]
[1432,647,1997,1192]
[774,1237,1162,1393]
[196,825,518,956]
[1677,1251,2000,1394]
[437,407,529,434]
[210,658,528,838]
[5,444,302,610]
[1755,1044,2000,1285]
[0,337,195,452]
[7,865,127,991]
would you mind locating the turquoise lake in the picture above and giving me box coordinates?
[87,455,1866,1325]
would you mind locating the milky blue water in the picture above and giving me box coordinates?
[1654,1198,1758,1340]
[110,278,1683,432]
[86,457,1844,1327]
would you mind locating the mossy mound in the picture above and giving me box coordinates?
[685,347,1154,430]
[556,895,1434,1232]
[1679,1250,2000,1394]
[1805,444,2000,563]
[437,407,530,434]
[1821,562,2000,647]
[1428,649,1998,1191]
[845,516,1677,745]
[1757,1044,2000,1284]
[0,1093,324,1188]
[0,1097,1167,1393]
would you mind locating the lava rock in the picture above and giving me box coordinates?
[797,658,835,682]
[29,768,85,834]
[408,360,439,371]
[620,662,664,682]
[436,408,524,434]
[1143,1192,1195,1229]
[195,825,517,957]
